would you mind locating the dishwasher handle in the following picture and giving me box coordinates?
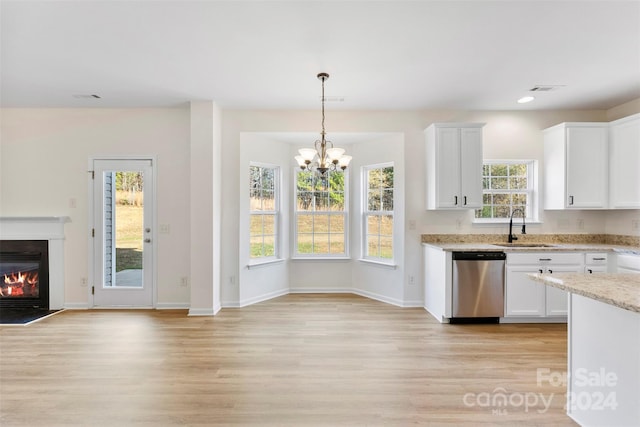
[452,251,506,261]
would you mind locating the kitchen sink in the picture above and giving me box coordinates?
[492,243,558,248]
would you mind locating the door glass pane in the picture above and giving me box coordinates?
[104,171,145,288]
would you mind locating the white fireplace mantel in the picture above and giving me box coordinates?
[0,216,70,309]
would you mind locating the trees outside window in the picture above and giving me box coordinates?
[364,164,394,261]
[294,169,347,256]
[249,164,279,259]
[475,161,536,221]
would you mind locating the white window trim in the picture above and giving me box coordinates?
[362,162,395,265]
[292,168,349,259]
[248,162,281,266]
[473,159,539,224]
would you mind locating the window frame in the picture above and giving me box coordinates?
[248,162,280,264]
[473,159,538,224]
[292,168,349,259]
[362,162,395,264]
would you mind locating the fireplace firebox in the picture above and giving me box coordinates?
[0,240,49,309]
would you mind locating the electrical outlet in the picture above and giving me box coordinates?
[408,275,415,285]
[180,277,189,287]
[80,277,87,287]
[456,219,463,230]
[159,224,171,234]
[633,219,640,231]
[577,219,584,230]
[69,198,77,209]
[229,276,235,285]
[409,220,416,230]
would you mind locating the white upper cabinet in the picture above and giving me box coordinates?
[425,123,484,210]
[543,122,608,209]
[609,113,640,209]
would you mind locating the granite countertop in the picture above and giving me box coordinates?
[421,234,640,254]
[528,273,640,314]
[421,241,640,254]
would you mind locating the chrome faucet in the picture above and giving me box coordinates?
[508,208,526,243]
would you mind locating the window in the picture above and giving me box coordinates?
[475,160,537,221]
[364,164,394,261]
[294,169,347,256]
[249,164,279,260]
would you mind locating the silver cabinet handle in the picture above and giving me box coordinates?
[539,258,552,261]
[463,196,467,205]
[569,196,574,205]
[454,196,458,205]
[588,269,593,274]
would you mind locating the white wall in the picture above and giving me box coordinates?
[350,133,408,306]
[236,133,290,306]
[0,108,191,307]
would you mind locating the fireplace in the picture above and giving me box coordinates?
[0,217,68,310]
[0,240,49,309]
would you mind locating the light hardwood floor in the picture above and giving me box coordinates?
[0,294,576,426]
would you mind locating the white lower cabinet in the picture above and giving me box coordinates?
[505,252,583,320]
[616,253,640,274]
[585,252,608,274]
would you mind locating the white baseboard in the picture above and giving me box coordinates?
[352,289,404,307]
[500,316,567,324]
[238,288,289,307]
[156,303,190,310]
[289,287,355,294]
[63,303,90,309]
[188,308,216,316]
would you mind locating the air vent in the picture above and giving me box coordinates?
[73,94,101,99]
[319,96,345,102]
[529,85,564,92]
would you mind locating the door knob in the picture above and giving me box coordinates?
[144,238,151,243]
[145,228,151,233]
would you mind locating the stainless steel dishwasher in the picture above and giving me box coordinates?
[452,251,506,320]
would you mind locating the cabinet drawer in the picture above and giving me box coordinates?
[507,252,584,265]
[585,253,608,265]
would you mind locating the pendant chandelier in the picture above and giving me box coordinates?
[295,73,351,176]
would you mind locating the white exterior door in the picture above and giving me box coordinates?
[92,159,154,307]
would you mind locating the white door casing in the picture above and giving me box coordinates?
[90,158,155,307]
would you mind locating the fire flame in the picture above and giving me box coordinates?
[1,271,39,297]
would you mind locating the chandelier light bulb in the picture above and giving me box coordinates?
[326,147,345,163]
[338,155,352,169]
[298,148,317,162]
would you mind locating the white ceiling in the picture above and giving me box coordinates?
[2,0,639,111]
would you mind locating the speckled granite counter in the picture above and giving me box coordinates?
[528,273,640,313]
[421,233,640,254]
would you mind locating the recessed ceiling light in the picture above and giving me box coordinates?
[517,96,535,104]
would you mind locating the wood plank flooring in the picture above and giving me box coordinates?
[0,294,576,426]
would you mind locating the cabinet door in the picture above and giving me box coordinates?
[505,266,545,317]
[434,127,461,209]
[545,265,581,316]
[565,126,608,208]
[610,116,640,208]
[459,128,483,208]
